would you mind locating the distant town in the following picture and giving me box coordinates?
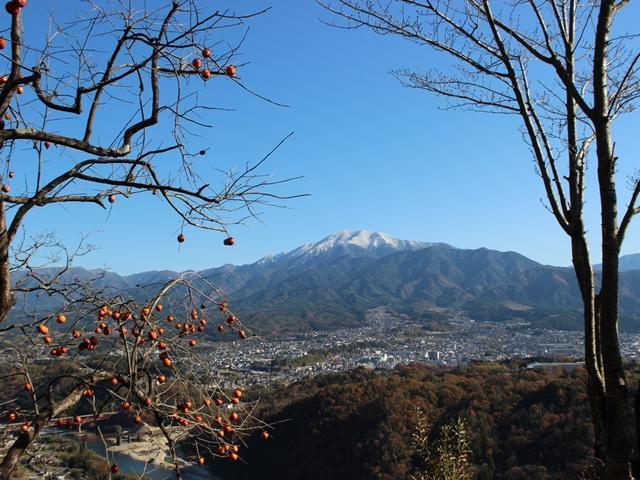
[187,307,640,388]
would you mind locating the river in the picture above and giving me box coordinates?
[85,439,224,480]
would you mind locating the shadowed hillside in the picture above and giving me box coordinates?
[211,362,612,480]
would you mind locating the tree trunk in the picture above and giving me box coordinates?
[0,201,15,324]
[599,244,630,480]
[0,373,109,478]
[0,410,49,479]
[591,1,633,477]
[594,107,632,479]
[571,235,607,464]
[597,142,631,479]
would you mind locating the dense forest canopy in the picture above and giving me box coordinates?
[211,361,609,480]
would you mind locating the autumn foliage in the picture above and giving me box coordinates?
[214,362,598,480]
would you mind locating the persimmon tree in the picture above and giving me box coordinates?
[319,1,640,479]
[1,275,266,478]
[0,0,296,478]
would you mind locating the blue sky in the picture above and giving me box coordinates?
[12,0,640,274]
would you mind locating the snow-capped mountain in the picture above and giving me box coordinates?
[10,230,640,333]
[275,230,437,264]
[196,231,440,296]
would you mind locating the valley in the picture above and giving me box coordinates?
[6,230,640,479]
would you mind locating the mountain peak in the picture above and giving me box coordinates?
[318,230,412,249]
[285,230,432,261]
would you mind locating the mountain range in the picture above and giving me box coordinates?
[10,230,640,333]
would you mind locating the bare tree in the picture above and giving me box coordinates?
[0,0,301,477]
[318,0,640,478]
[0,0,302,323]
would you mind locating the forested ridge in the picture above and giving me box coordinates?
[211,361,623,480]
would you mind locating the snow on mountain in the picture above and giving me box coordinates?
[281,230,436,262]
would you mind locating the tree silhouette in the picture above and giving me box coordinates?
[319,1,640,477]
